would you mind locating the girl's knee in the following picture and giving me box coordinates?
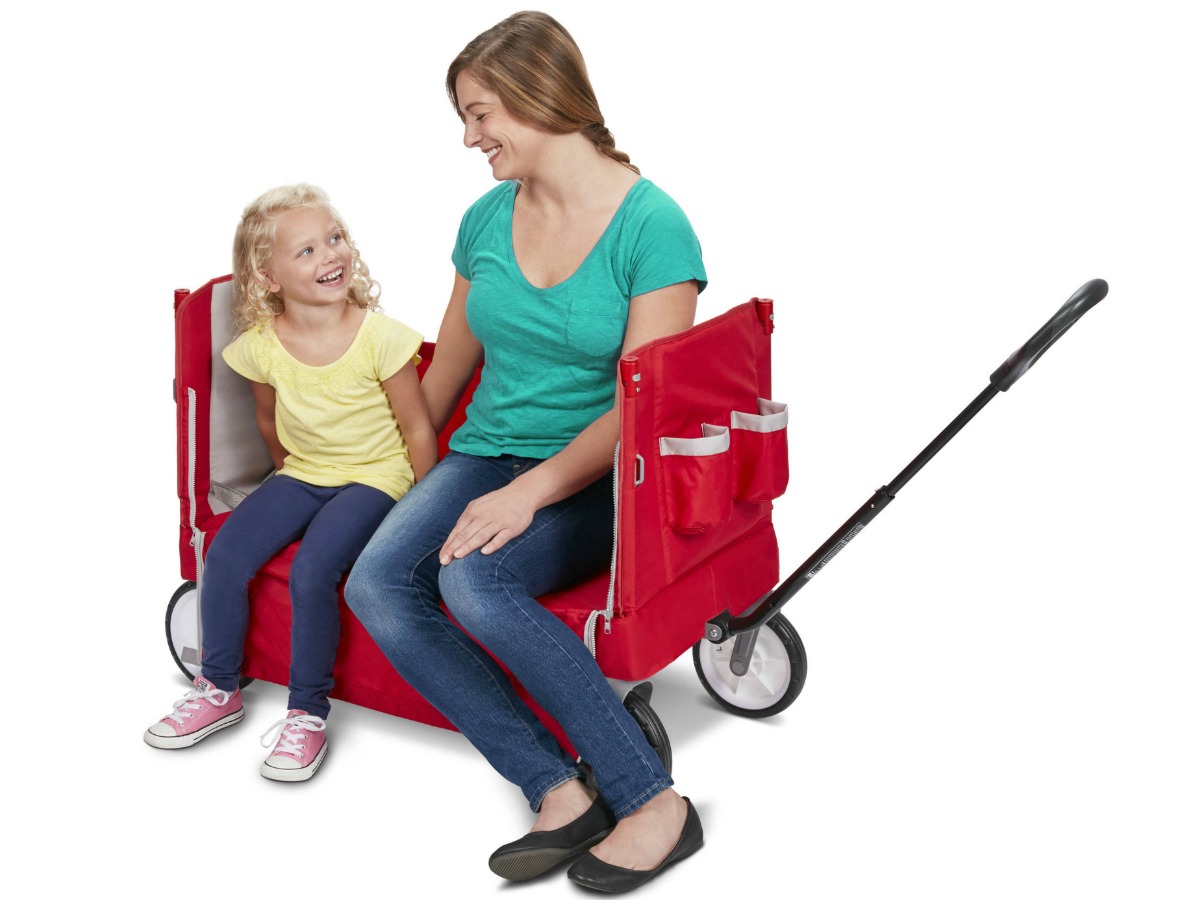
[202,541,262,588]
[289,544,343,587]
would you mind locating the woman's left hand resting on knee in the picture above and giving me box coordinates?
[436,279,697,565]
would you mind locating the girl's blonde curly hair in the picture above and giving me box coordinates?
[231,184,380,333]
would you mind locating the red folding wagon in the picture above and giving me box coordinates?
[165,276,805,764]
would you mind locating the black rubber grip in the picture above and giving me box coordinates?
[989,279,1108,391]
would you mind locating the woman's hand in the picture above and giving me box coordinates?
[436,278,697,567]
[439,481,539,564]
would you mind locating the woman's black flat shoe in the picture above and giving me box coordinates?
[566,797,703,893]
[489,796,617,881]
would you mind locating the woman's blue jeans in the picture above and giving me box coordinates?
[201,474,396,718]
[345,451,673,816]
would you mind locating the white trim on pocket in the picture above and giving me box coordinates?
[658,424,733,533]
[730,399,788,434]
[659,424,730,457]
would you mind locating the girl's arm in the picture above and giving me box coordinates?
[383,362,438,482]
[438,279,698,563]
[422,273,484,434]
[250,381,287,471]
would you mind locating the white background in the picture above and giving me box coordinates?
[6,1,1197,897]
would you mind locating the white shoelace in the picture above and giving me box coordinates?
[164,684,233,726]
[260,714,326,758]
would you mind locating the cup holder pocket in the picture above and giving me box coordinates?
[730,399,789,502]
[658,424,732,534]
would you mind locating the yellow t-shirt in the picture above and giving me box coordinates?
[222,311,423,500]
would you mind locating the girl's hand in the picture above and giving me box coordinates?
[439,482,538,564]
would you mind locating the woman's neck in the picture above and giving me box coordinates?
[517,134,639,212]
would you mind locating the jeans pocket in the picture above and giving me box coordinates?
[658,424,732,533]
[730,399,789,502]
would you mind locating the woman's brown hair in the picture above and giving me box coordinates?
[447,10,638,174]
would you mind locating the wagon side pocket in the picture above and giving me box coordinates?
[731,399,789,502]
[659,424,732,534]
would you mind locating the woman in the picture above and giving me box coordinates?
[346,11,705,891]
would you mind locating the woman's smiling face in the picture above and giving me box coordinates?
[456,73,550,181]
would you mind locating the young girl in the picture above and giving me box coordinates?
[145,184,436,782]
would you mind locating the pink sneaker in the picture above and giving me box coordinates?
[144,676,244,749]
[259,710,328,782]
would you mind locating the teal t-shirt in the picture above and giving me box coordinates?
[449,178,707,458]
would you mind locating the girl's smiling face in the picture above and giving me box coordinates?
[456,73,549,181]
[262,207,353,309]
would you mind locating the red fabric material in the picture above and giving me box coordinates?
[174,279,782,740]
[732,427,789,502]
[661,450,734,533]
[239,541,571,746]
[546,521,779,680]
[240,546,456,731]
[616,301,778,599]
[175,276,230,581]
[591,301,782,677]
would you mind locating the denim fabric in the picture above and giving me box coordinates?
[345,452,673,816]
[200,474,396,718]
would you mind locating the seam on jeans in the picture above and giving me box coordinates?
[530,771,585,814]
[416,590,557,770]
[407,547,570,791]
[498,587,663,800]
[609,779,675,820]
[486,485,663,810]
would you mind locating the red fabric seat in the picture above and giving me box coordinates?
[174,276,783,743]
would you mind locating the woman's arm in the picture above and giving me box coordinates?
[250,381,288,471]
[438,279,698,563]
[383,362,439,482]
[422,273,484,435]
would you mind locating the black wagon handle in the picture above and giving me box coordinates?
[705,277,1109,643]
[989,278,1108,391]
